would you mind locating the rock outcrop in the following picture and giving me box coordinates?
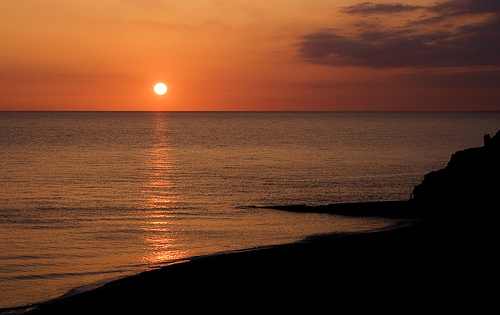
[412,129,500,227]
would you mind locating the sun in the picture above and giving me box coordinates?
[154,83,167,95]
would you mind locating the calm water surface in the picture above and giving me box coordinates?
[1,111,499,309]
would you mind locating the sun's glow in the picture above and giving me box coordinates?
[154,83,167,95]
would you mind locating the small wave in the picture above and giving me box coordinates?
[0,269,130,282]
[0,259,191,314]
[0,306,37,315]
[241,200,421,219]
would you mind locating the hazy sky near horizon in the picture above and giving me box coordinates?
[1,0,499,111]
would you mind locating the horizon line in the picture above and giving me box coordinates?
[2,110,500,113]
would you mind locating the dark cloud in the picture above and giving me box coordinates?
[299,30,500,68]
[428,0,500,15]
[299,0,500,68]
[342,1,500,17]
[411,0,500,25]
[340,2,422,15]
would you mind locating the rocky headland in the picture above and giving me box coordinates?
[412,130,500,232]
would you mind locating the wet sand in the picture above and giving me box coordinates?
[13,201,492,314]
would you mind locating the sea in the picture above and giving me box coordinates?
[1,111,499,310]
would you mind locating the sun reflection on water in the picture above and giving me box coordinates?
[140,113,187,265]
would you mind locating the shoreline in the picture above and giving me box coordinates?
[1,201,418,314]
[0,201,416,315]
[2,224,418,314]
[6,206,431,314]
[4,198,490,314]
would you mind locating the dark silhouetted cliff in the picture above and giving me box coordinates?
[412,129,500,228]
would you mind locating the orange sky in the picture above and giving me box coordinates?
[1,0,499,111]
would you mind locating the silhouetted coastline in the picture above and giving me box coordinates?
[11,130,499,314]
[13,222,428,315]
[412,129,500,228]
[249,200,420,219]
